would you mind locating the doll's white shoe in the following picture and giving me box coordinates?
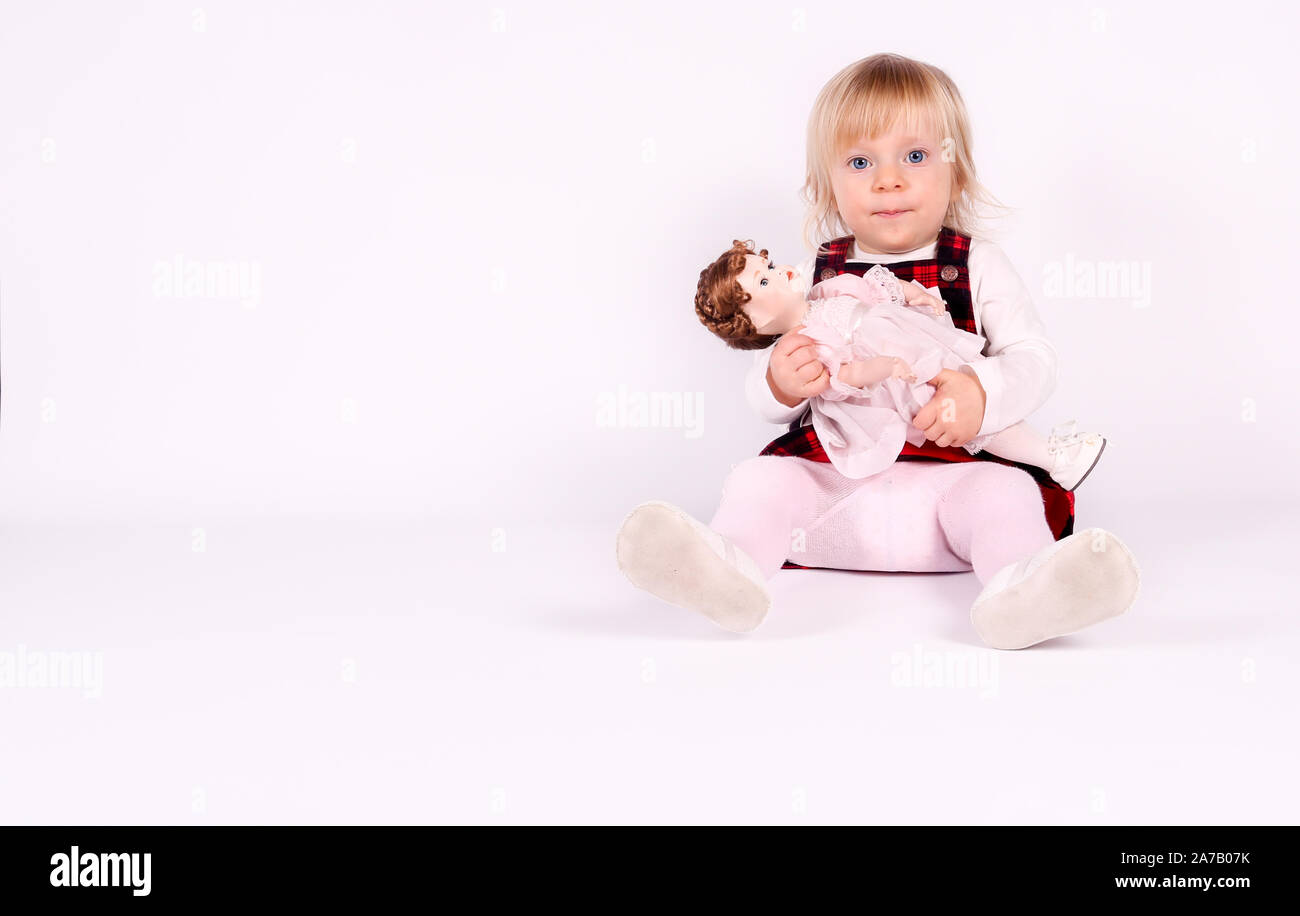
[1046,419,1107,491]
[970,527,1140,650]
[615,500,771,633]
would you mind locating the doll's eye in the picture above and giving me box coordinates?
[759,278,768,287]
[907,149,927,164]
[849,156,870,170]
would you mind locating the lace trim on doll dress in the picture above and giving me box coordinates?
[857,264,909,308]
[804,264,910,346]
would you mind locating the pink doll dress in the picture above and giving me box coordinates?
[798,265,997,479]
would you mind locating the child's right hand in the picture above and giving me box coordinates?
[766,326,830,407]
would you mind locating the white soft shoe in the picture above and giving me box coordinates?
[615,500,771,633]
[1046,419,1107,491]
[970,527,1140,649]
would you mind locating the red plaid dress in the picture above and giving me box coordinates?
[761,227,1075,569]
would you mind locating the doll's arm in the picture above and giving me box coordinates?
[837,355,916,389]
[901,280,947,316]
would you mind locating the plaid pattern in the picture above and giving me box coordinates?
[816,227,977,333]
[764,228,1074,569]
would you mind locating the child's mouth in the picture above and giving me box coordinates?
[874,209,909,219]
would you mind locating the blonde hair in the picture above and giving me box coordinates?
[800,52,1012,255]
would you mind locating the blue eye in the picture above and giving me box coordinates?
[760,278,768,287]
[849,156,870,170]
[907,149,927,164]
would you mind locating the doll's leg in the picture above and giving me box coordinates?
[969,420,1053,467]
[971,420,1107,491]
[934,462,1054,585]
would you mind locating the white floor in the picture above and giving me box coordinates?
[1,494,1295,825]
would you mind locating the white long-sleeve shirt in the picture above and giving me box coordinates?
[745,237,1059,437]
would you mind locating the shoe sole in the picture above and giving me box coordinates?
[970,527,1139,649]
[1066,437,1107,492]
[615,502,770,633]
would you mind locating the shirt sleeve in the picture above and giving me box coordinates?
[963,240,1060,437]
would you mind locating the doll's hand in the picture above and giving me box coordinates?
[836,355,910,390]
[903,281,947,316]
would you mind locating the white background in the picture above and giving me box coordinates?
[1,0,1296,825]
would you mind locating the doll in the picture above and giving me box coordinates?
[694,239,1106,490]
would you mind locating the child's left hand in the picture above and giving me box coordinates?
[912,368,987,448]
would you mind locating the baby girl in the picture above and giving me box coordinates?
[694,239,1106,490]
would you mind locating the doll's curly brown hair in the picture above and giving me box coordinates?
[694,239,781,351]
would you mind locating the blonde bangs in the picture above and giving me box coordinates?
[824,78,946,168]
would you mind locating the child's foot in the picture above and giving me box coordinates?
[615,500,771,633]
[970,527,1139,649]
[1046,419,1106,491]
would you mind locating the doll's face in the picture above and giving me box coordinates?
[735,253,806,335]
[829,121,953,256]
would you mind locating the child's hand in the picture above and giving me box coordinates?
[766,327,830,406]
[912,368,987,448]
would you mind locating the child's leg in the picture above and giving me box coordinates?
[935,461,1055,585]
[708,456,828,579]
[615,456,833,633]
[935,461,1140,648]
